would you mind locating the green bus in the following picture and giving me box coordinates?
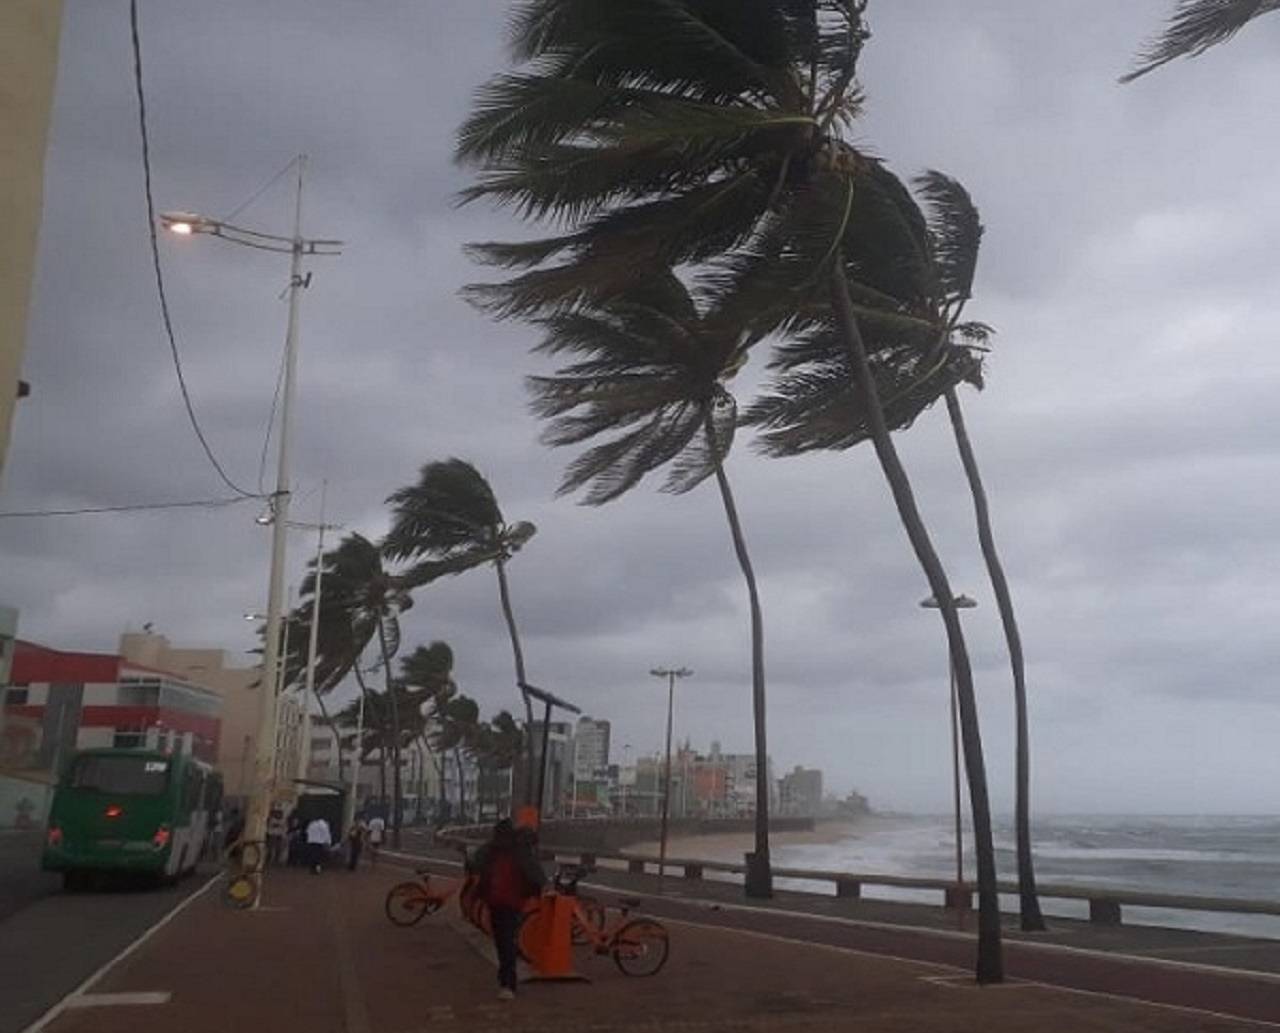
[42,748,222,887]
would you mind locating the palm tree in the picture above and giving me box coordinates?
[289,533,414,846]
[456,0,1003,979]
[1123,0,1279,81]
[401,642,458,822]
[526,272,775,895]
[383,459,539,805]
[747,171,1047,931]
[473,711,524,818]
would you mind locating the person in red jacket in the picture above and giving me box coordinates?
[469,819,546,999]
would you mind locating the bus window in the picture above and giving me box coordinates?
[69,755,170,795]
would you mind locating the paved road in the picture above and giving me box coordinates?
[0,863,214,1033]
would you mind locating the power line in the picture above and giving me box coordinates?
[129,0,257,499]
[258,338,288,495]
[222,156,298,225]
[0,497,252,519]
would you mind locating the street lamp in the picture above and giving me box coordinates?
[920,592,977,915]
[621,743,632,818]
[650,666,692,891]
[167,155,342,904]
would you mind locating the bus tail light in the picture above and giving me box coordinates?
[47,824,63,847]
[152,825,171,849]
[104,804,123,819]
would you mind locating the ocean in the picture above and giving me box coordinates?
[765,814,1280,940]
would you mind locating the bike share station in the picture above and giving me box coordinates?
[386,681,669,981]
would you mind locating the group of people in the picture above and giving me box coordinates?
[219,805,387,874]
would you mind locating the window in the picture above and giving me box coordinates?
[118,683,160,706]
[4,687,28,705]
[69,754,169,795]
[112,729,146,749]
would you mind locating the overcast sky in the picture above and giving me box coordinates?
[3,1,1278,815]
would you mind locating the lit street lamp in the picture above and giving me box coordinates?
[920,592,978,915]
[167,155,341,904]
[650,666,692,892]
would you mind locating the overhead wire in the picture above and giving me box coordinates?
[258,339,288,495]
[222,155,298,225]
[129,0,258,500]
[0,497,253,519]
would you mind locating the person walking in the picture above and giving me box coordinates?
[469,819,546,1000]
[266,806,287,867]
[346,816,367,871]
[365,813,385,866]
[305,816,332,874]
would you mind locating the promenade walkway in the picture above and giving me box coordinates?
[28,863,1280,1033]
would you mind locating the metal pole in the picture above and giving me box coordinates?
[245,155,307,892]
[535,701,552,817]
[658,671,675,887]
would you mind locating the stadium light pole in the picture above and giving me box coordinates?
[650,666,692,893]
[165,155,341,905]
[921,592,978,916]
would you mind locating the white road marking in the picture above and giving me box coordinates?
[65,992,171,1008]
[18,874,219,1033]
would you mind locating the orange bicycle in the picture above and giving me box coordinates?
[551,864,669,976]
[385,866,459,926]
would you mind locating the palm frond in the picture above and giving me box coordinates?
[383,459,504,562]
[914,169,983,309]
[1123,0,1279,81]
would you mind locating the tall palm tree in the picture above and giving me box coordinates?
[1123,0,1279,81]
[747,171,1047,931]
[401,642,458,822]
[290,533,414,846]
[383,459,539,805]
[456,0,1003,978]
[526,272,775,895]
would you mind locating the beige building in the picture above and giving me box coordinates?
[1,1,64,484]
[118,631,306,805]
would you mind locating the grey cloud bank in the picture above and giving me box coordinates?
[3,1,1278,814]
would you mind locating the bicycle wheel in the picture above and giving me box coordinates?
[385,881,433,926]
[612,918,669,977]
[571,896,606,946]
[223,873,259,910]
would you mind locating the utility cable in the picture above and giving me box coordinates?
[129,0,258,499]
[0,497,253,519]
[222,155,298,226]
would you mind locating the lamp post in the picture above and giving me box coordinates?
[165,156,341,903]
[650,666,692,892]
[920,592,978,915]
[621,743,632,818]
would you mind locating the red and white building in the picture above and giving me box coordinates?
[2,640,222,768]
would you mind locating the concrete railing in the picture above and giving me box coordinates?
[437,829,1280,929]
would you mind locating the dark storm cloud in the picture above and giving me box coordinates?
[3,0,1279,813]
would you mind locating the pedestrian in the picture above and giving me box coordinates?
[305,815,332,874]
[469,819,546,1000]
[346,816,367,871]
[286,810,304,866]
[365,812,385,866]
[266,806,287,867]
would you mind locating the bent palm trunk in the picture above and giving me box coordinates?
[376,621,404,848]
[707,411,772,898]
[495,558,536,809]
[944,388,1045,931]
[830,263,1004,983]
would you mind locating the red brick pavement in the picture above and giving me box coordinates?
[38,868,1271,1033]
